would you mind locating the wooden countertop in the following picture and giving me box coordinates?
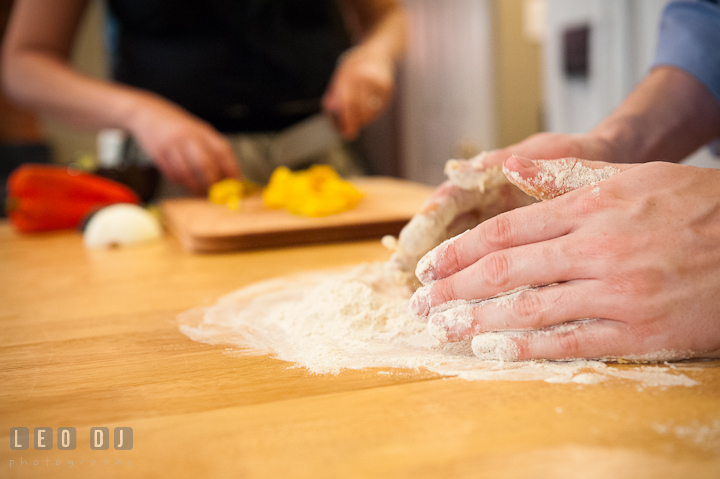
[1,222,719,478]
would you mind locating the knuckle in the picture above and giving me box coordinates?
[571,186,620,218]
[579,231,622,262]
[555,330,582,359]
[482,251,512,289]
[485,214,514,249]
[513,292,545,329]
[574,192,605,217]
[605,268,664,303]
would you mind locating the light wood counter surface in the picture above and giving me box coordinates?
[1,222,719,478]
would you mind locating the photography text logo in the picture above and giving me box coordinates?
[8,427,133,469]
[11,427,132,450]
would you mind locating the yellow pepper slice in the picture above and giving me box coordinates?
[208,178,258,211]
[262,165,363,217]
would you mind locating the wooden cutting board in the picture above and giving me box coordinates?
[161,176,434,253]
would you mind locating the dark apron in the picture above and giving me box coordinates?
[106,0,351,133]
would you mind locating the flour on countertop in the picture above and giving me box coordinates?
[653,419,720,452]
[179,262,699,387]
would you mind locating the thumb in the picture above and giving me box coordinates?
[503,155,635,201]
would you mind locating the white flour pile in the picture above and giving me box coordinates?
[178,262,698,388]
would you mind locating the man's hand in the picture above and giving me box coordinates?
[411,157,720,361]
[385,131,620,274]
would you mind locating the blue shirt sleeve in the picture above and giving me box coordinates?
[653,0,720,106]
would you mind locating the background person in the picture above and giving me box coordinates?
[1,0,407,194]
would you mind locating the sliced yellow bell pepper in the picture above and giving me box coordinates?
[208,178,258,211]
[262,165,363,217]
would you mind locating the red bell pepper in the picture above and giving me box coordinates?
[6,164,140,232]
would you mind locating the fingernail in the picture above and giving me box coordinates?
[471,333,518,361]
[409,285,432,317]
[506,155,540,181]
[511,155,536,169]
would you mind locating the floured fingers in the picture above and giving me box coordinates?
[469,318,639,361]
[424,281,603,342]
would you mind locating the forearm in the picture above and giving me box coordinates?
[590,66,720,164]
[2,49,150,133]
[340,0,407,63]
[0,0,158,135]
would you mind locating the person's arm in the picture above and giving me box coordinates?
[483,0,720,168]
[475,66,720,169]
[1,0,238,193]
[322,0,407,139]
[589,66,720,164]
[339,0,407,61]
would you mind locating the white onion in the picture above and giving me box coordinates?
[83,204,162,249]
